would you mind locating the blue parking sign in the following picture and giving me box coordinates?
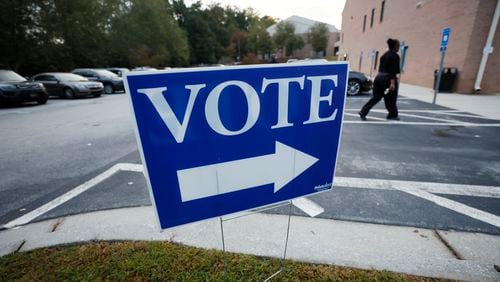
[125,62,348,229]
[441,27,451,48]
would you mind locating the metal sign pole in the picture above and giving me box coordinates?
[219,217,228,281]
[433,48,446,104]
[218,199,294,281]
[434,27,451,104]
[281,201,293,265]
[263,200,293,282]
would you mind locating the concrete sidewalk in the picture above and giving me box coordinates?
[1,206,499,281]
[399,83,500,120]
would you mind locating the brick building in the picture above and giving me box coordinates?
[267,15,340,59]
[339,0,499,93]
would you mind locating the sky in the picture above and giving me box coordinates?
[188,0,347,29]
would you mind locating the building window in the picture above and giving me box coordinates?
[363,15,367,32]
[380,0,385,22]
[374,51,379,70]
[341,32,344,43]
[359,51,363,71]
[400,43,409,72]
[370,9,375,27]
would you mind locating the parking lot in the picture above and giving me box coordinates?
[1,93,499,235]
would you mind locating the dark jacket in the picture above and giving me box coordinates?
[378,50,400,79]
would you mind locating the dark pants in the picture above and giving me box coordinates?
[360,74,399,119]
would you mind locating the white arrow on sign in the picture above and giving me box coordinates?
[177,141,319,202]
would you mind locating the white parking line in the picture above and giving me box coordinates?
[292,197,325,217]
[352,97,415,101]
[0,111,30,116]
[397,112,472,124]
[2,163,143,229]
[398,187,500,228]
[345,109,472,124]
[345,109,462,113]
[344,112,385,121]
[118,163,144,172]
[334,177,500,198]
[344,121,500,127]
[433,111,498,120]
[2,162,326,229]
[334,177,500,228]
[344,109,500,125]
[5,162,498,230]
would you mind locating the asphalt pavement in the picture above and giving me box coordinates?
[0,95,137,225]
[1,93,500,234]
[6,94,500,228]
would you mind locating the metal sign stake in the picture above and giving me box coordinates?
[433,48,446,104]
[218,200,294,281]
[219,216,228,281]
[281,201,294,268]
[434,27,451,104]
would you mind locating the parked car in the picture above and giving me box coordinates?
[0,70,48,105]
[131,66,158,72]
[286,58,373,95]
[71,68,124,94]
[107,67,130,77]
[347,71,373,96]
[287,58,327,64]
[30,73,104,99]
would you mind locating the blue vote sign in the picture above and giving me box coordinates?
[125,62,348,229]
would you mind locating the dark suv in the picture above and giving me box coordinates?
[0,70,48,106]
[71,68,124,94]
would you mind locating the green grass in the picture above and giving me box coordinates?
[0,241,448,281]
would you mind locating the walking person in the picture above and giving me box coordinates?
[359,38,401,121]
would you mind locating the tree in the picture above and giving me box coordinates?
[285,35,304,57]
[0,0,39,71]
[308,23,329,56]
[224,6,254,32]
[273,22,304,57]
[259,16,278,29]
[110,0,189,67]
[1,0,124,72]
[247,16,276,56]
[227,31,248,61]
[247,21,274,58]
[0,0,280,73]
[172,0,222,64]
[173,1,265,64]
[205,3,231,60]
[46,0,122,69]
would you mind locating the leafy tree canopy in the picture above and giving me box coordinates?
[308,23,329,54]
[273,22,304,56]
[0,0,307,73]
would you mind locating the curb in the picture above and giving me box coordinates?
[1,206,499,281]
